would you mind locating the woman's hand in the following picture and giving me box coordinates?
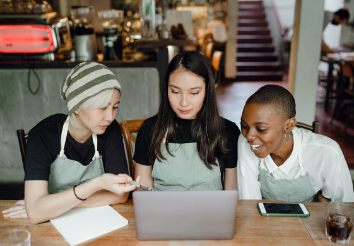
[2,200,27,218]
[99,173,137,195]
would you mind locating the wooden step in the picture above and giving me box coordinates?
[237,35,272,44]
[238,1,262,4]
[237,52,278,62]
[236,62,281,71]
[237,27,270,35]
[238,19,267,27]
[239,5,264,12]
[237,43,275,52]
[238,11,266,19]
[235,71,283,81]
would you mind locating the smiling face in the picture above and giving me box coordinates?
[76,89,120,135]
[168,68,206,119]
[240,103,294,159]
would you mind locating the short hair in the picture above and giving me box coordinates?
[245,85,296,120]
[334,8,350,20]
[69,89,114,129]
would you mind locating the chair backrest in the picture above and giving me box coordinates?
[296,121,319,134]
[119,119,146,178]
[205,42,214,59]
[200,33,213,54]
[211,51,224,86]
[341,61,354,92]
[17,129,28,170]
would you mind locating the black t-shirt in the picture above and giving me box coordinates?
[133,116,240,179]
[24,114,128,181]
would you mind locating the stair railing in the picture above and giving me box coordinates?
[263,0,284,67]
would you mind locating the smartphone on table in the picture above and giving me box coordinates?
[258,202,310,217]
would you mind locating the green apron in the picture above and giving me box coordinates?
[152,142,223,191]
[258,129,317,203]
[48,115,104,194]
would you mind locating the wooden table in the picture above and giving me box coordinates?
[301,202,354,246]
[1,200,352,246]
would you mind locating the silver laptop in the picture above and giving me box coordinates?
[133,190,238,240]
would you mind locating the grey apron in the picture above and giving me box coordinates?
[258,130,317,203]
[152,142,223,191]
[48,115,104,194]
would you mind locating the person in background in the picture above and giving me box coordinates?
[322,8,350,54]
[2,62,137,224]
[134,51,240,191]
[237,85,354,202]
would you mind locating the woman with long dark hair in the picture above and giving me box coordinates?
[133,51,240,190]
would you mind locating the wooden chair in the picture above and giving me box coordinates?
[205,42,214,61]
[211,51,224,87]
[296,121,319,134]
[119,119,146,179]
[341,61,354,132]
[199,33,213,54]
[330,61,354,131]
[17,129,28,170]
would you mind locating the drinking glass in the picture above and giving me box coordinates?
[0,229,31,246]
[325,202,354,244]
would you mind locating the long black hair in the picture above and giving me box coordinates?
[148,51,228,169]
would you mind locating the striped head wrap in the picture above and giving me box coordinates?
[61,62,121,114]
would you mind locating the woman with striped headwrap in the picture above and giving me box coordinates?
[2,62,138,224]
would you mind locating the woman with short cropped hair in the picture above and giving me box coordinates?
[237,84,354,202]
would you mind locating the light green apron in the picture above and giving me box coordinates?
[48,115,104,194]
[258,130,317,203]
[152,142,223,191]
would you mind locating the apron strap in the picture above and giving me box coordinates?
[293,129,306,179]
[92,133,99,160]
[260,158,267,170]
[59,115,100,159]
[59,116,70,157]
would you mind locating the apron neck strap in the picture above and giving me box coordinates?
[92,133,99,159]
[59,116,70,157]
[59,115,99,159]
[293,129,306,178]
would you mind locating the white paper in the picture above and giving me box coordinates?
[50,206,128,246]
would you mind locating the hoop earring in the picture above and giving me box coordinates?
[285,133,290,141]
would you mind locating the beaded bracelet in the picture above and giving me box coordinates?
[73,185,87,201]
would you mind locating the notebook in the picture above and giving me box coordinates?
[133,190,238,240]
[51,205,128,245]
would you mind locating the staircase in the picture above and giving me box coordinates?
[236,0,282,81]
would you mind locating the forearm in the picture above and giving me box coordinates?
[224,168,237,190]
[134,163,153,191]
[25,178,101,224]
[75,190,129,208]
